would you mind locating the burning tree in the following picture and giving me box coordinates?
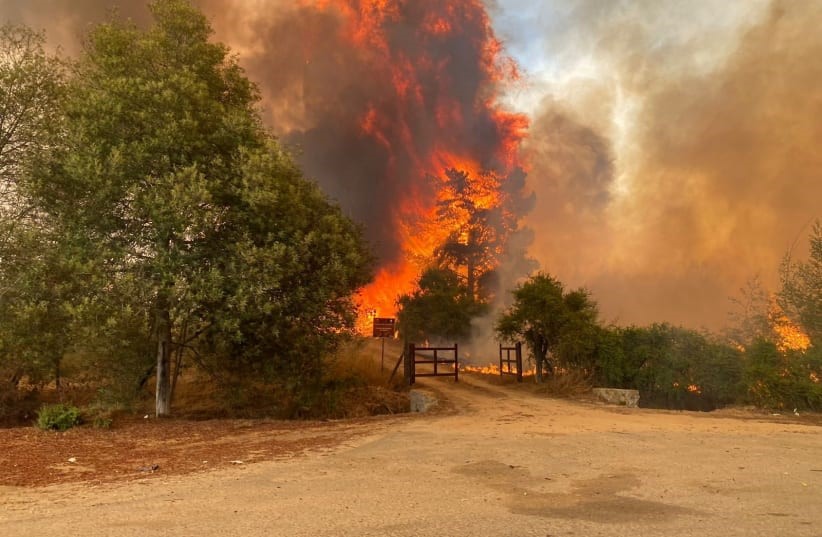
[780,221,822,346]
[259,0,530,319]
[434,167,517,304]
[397,164,533,343]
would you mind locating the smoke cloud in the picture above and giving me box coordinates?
[4,0,819,329]
[508,0,822,328]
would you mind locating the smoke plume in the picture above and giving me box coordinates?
[2,0,530,320]
[4,0,820,330]
[509,0,822,328]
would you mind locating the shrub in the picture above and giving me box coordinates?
[36,403,81,431]
[743,341,822,410]
[92,416,113,429]
[594,324,744,410]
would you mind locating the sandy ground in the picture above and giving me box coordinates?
[2,372,822,537]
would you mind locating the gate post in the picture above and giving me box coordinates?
[515,342,523,383]
[405,343,416,385]
[498,343,503,377]
[454,343,459,382]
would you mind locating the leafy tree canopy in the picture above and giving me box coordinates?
[397,267,486,344]
[18,0,373,415]
[780,220,822,345]
[495,272,598,382]
[0,24,63,236]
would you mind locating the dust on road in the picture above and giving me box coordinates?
[2,373,821,537]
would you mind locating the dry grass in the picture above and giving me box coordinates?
[532,369,593,398]
[1,339,411,425]
[327,337,406,390]
[463,366,593,400]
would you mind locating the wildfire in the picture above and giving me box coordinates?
[768,298,811,352]
[462,363,534,377]
[298,0,528,324]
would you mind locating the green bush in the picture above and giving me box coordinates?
[36,403,81,431]
[743,341,822,410]
[593,324,744,411]
[92,416,113,429]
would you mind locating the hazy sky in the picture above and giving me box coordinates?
[490,0,819,328]
[2,0,819,329]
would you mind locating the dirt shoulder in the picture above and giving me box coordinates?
[0,414,406,487]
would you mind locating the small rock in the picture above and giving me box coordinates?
[138,464,160,473]
[230,460,244,465]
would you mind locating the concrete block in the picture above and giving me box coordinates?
[409,389,438,413]
[592,388,640,408]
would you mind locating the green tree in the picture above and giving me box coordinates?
[780,221,822,345]
[628,324,743,410]
[0,227,85,393]
[25,0,372,416]
[743,340,822,411]
[0,24,63,235]
[495,273,598,382]
[397,267,485,343]
[194,146,373,391]
[0,25,69,395]
[725,275,770,349]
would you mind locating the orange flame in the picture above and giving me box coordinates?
[462,363,535,377]
[768,297,811,352]
[305,1,528,325]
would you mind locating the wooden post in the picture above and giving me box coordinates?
[498,343,503,377]
[406,343,416,385]
[389,350,404,384]
[454,343,459,382]
[515,342,523,383]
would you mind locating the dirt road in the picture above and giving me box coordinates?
[2,373,821,536]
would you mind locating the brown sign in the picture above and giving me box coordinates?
[372,317,395,338]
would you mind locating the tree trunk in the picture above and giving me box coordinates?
[170,321,188,402]
[54,357,61,402]
[155,293,172,417]
[466,229,476,301]
[532,339,550,383]
[534,351,545,383]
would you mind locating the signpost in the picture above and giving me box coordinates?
[372,317,395,371]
